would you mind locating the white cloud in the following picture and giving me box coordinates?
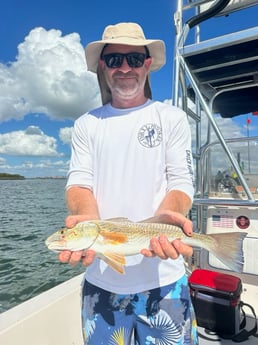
[0,27,101,122]
[190,115,258,174]
[165,98,243,141]
[31,159,69,169]
[3,158,70,178]
[59,127,72,145]
[25,125,44,135]
[0,157,8,168]
[189,115,243,147]
[0,126,58,156]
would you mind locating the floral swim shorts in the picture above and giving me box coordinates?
[81,274,198,345]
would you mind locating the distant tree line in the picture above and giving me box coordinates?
[0,173,25,180]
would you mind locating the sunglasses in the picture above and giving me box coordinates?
[101,52,149,68]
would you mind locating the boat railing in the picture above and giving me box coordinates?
[194,198,258,208]
[198,136,258,200]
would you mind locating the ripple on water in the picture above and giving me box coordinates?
[0,179,85,313]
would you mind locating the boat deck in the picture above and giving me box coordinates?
[1,273,257,345]
[199,318,258,345]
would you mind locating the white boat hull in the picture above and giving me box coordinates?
[0,274,84,345]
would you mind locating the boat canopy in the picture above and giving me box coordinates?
[174,0,258,118]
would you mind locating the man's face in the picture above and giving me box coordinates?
[99,44,152,101]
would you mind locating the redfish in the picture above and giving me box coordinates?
[45,216,247,274]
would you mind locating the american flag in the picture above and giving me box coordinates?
[211,214,234,228]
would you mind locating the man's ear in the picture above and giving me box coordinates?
[98,59,105,70]
[145,57,153,70]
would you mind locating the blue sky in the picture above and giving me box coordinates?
[0,1,258,178]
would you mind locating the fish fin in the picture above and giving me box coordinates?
[207,232,247,272]
[140,215,173,224]
[139,216,160,223]
[99,231,128,244]
[99,252,126,274]
[105,217,133,222]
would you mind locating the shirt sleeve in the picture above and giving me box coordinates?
[165,108,195,201]
[66,115,93,190]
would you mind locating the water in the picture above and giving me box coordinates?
[0,179,85,313]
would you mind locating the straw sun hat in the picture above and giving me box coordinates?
[85,22,166,105]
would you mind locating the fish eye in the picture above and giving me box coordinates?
[60,227,66,235]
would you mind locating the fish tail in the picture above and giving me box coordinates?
[207,232,247,272]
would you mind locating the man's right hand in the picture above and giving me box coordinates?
[59,249,96,266]
[58,215,96,266]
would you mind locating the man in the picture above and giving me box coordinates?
[59,22,198,345]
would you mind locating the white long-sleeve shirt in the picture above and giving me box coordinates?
[66,99,194,293]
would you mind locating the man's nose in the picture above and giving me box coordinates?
[118,56,132,72]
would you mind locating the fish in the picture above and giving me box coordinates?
[45,216,247,274]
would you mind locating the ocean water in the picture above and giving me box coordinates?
[0,179,85,313]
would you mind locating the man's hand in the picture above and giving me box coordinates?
[141,211,194,259]
[58,215,96,266]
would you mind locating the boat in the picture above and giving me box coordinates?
[172,0,258,343]
[1,1,258,344]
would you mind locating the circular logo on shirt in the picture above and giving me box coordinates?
[138,123,162,148]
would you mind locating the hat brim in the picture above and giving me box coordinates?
[86,39,166,73]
